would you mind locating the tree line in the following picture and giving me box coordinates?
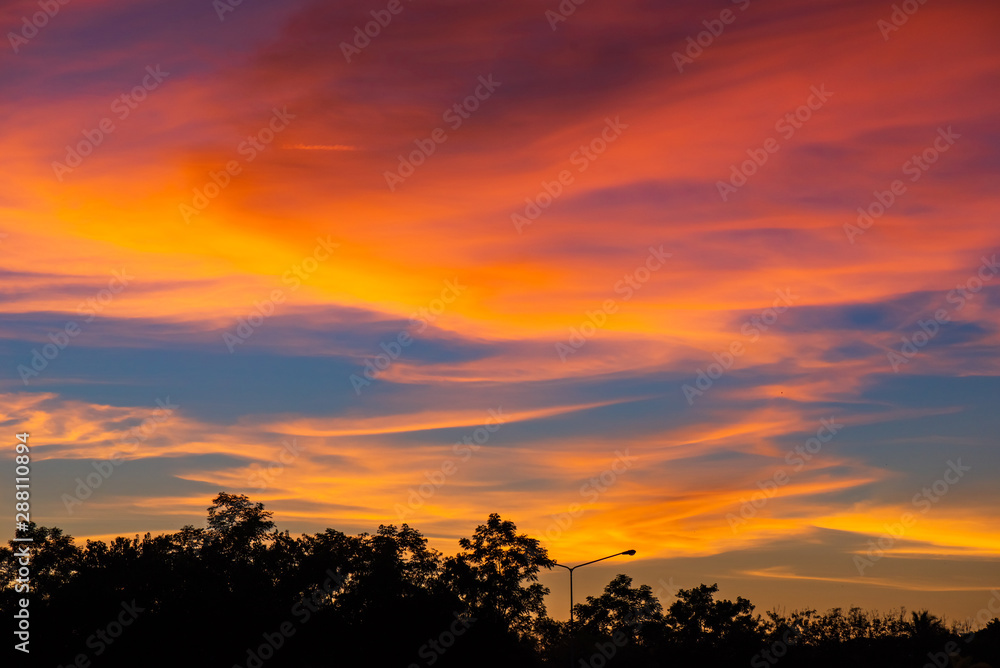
[2,493,997,667]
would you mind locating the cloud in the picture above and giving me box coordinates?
[1,0,998,625]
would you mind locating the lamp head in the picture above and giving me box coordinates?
[622,549,637,556]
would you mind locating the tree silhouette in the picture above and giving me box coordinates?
[443,512,554,635]
[575,573,663,641]
[667,582,758,645]
[0,522,80,601]
[664,582,761,665]
[909,609,948,641]
[3,497,998,668]
[206,492,275,553]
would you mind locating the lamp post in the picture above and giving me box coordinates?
[554,550,636,668]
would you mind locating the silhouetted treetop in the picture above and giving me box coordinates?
[3,496,997,668]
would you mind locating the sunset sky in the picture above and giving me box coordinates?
[2,0,999,623]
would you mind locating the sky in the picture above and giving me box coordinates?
[1,0,999,624]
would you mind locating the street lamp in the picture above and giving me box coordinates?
[554,550,636,667]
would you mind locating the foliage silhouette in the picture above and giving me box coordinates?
[1,495,997,668]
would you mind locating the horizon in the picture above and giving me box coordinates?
[47,499,1000,627]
